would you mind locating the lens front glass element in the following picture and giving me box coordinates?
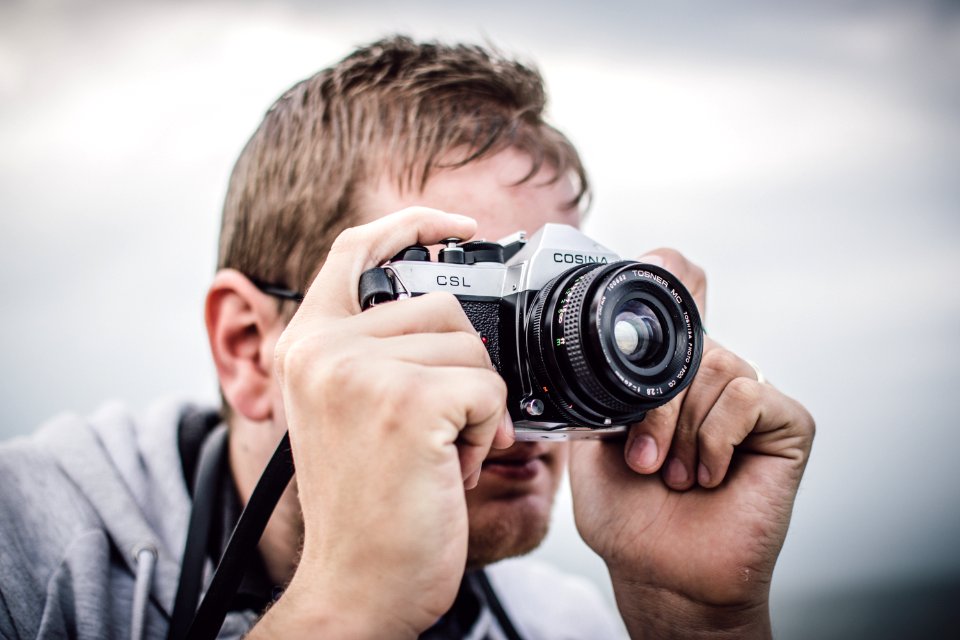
[528,260,703,428]
[612,299,665,368]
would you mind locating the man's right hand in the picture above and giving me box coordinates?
[255,208,514,638]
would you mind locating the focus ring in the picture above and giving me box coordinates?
[560,268,636,414]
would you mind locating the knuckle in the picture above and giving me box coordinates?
[273,335,291,375]
[317,351,362,389]
[329,226,363,254]
[656,247,706,291]
[470,369,506,407]
[660,248,702,277]
[282,342,369,414]
[425,292,470,325]
[701,348,744,379]
[433,290,462,310]
[360,383,418,436]
[796,403,817,439]
[698,424,725,452]
[726,376,761,407]
[658,247,685,264]
[455,331,489,365]
[276,321,345,383]
[277,334,313,382]
[380,370,420,415]
[488,370,508,401]
[483,374,508,416]
[324,354,411,419]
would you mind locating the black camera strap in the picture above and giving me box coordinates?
[475,571,525,640]
[168,409,294,640]
[184,432,294,640]
[170,412,522,640]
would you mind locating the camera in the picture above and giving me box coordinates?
[359,224,704,440]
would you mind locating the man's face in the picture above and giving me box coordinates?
[358,147,581,566]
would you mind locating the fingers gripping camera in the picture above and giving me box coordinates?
[359,225,704,440]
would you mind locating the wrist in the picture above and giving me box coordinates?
[247,567,419,640]
[610,576,771,640]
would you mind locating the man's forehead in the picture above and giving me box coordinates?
[357,147,581,240]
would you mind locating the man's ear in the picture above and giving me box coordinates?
[205,269,284,422]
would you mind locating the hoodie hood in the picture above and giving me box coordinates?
[34,399,197,617]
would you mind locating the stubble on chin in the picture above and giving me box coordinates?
[464,499,554,569]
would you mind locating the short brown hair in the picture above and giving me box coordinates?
[217,35,589,293]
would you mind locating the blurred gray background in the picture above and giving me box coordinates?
[2,0,958,637]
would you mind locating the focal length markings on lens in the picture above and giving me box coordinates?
[527,261,703,428]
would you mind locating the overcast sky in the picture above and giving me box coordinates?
[2,1,958,636]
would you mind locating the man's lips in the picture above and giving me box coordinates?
[482,444,548,481]
[485,443,549,464]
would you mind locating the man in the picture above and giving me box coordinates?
[0,36,814,638]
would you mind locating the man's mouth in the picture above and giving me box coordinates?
[481,445,547,481]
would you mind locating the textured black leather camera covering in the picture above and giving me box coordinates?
[460,299,501,371]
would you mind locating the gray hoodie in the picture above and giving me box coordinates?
[0,399,624,639]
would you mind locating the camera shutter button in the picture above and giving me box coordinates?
[439,238,466,264]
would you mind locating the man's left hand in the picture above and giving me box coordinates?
[568,249,815,639]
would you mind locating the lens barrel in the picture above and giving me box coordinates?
[528,261,703,427]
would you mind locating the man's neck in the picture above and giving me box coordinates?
[228,417,304,586]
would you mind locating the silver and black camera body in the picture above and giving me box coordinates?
[359,224,704,440]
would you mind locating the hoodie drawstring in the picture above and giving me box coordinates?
[131,543,158,640]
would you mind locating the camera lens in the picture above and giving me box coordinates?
[612,300,665,367]
[528,261,703,427]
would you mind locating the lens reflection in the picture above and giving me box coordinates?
[612,300,665,367]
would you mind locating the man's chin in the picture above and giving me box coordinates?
[465,493,553,569]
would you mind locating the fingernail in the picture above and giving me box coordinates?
[628,434,658,469]
[465,468,481,490]
[639,254,665,267]
[666,458,688,485]
[698,462,710,486]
